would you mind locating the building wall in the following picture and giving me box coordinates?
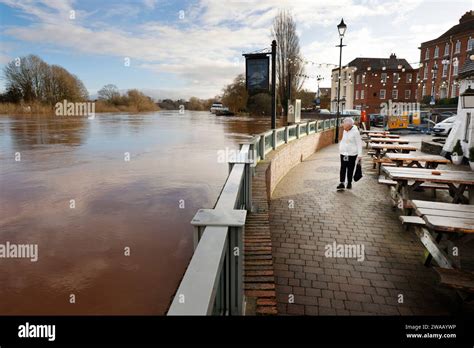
[353,68,419,114]
[330,67,356,112]
[418,17,474,101]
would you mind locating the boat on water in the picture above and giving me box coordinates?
[210,102,229,114]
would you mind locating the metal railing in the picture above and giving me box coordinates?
[167,116,359,316]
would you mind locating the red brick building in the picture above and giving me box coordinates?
[418,11,474,102]
[350,54,419,114]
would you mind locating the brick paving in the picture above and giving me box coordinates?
[269,141,462,316]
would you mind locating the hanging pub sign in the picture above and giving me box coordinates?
[243,53,269,94]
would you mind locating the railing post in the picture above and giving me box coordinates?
[296,124,301,139]
[272,129,277,150]
[284,126,289,143]
[229,225,244,315]
[259,135,265,160]
[307,121,311,135]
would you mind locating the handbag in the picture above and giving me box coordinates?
[354,159,363,182]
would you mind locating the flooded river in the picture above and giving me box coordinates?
[0,111,282,315]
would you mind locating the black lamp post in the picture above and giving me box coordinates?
[335,18,347,143]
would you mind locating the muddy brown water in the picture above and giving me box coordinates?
[0,111,285,315]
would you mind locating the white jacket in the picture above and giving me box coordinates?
[339,126,363,157]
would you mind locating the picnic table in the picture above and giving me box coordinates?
[369,137,410,144]
[400,200,474,298]
[369,133,400,138]
[383,167,474,206]
[384,153,450,169]
[369,143,417,173]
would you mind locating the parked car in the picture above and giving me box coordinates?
[440,111,456,118]
[317,109,331,114]
[369,114,384,127]
[342,109,361,116]
[433,116,456,136]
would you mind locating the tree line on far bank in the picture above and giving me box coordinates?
[0,54,158,114]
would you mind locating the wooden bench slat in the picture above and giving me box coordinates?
[416,208,474,219]
[399,216,426,225]
[378,175,397,185]
[412,200,474,213]
[424,216,474,234]
[433,267,474,293]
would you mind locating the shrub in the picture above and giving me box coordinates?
[453,139,463,156]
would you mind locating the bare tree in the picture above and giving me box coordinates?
[98,84,120,103]
[271,10,306,114]
[3,54,88,104]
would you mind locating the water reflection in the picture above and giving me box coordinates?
[0,111,281,315]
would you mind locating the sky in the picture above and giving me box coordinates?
[0,0,473,100]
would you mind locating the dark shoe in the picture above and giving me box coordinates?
[337,183,345,191]
[347,183,352,189]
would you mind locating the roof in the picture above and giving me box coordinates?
[421,11,474,46]
[347,54,414,71]
[459,50,474,78]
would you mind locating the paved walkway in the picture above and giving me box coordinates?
[269,141,458,315]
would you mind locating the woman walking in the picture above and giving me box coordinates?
[337,118,363,191]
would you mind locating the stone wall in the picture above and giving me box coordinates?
[265,128,338,199]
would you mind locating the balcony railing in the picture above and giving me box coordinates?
[167,116,359,316]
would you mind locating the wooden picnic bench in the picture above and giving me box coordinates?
[369,133,400,138]
[384,153,450,169]
[383,167,474,209]
[399,200,474,299]
[369,143,417,173]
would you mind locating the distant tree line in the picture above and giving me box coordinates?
[96,84,158,112]
[1,54,88,104]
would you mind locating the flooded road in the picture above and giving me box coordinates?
[0,111,282,315]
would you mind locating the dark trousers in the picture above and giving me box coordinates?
[340,155,357,184]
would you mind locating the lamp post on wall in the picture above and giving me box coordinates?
[335,18,347,143]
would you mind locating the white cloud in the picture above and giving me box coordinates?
[1,0,472,97]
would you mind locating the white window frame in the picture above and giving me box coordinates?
[405,90,411,99]
[355,90,359,99]
[361,74,366,84]
[406,73,412,83]
[453,63,458,76]
[356,74,360,84]
[361,90,365,99]
[444,43,449,56]
[455,40,461,53]
[425,48,430,60]
[442,64,448,77]
[381,73,387,83]
[434,46,439,58]
[393,73,400,83]
[422,85,426,97]
[423,68,428,80]
[380,89,386,99]
[392,89,398,99]
[468,37,473,51]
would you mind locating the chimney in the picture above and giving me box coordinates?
[389,53,397,59]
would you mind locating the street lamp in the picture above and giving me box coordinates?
[460,86,474,108]
[335,18,347,143]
